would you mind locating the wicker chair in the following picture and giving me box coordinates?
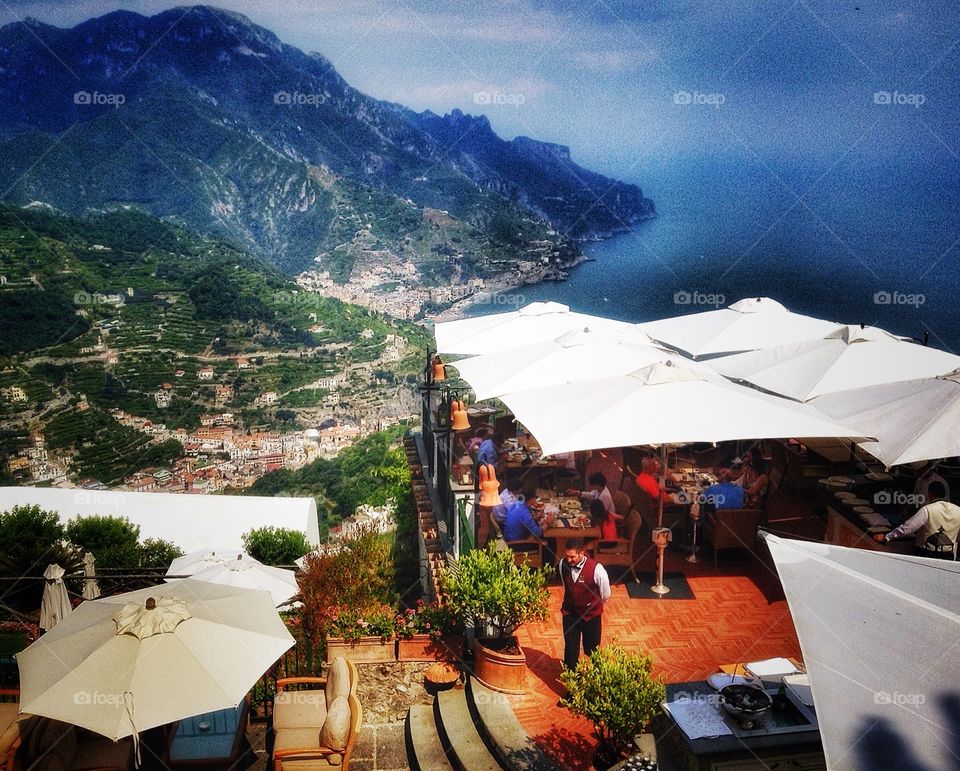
[702,507,764,568]
[592,509,644,581]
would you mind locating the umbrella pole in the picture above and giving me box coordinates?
[651,445,670,595]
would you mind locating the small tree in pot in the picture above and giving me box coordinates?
[441,544,551,693]
[560,644,666,768]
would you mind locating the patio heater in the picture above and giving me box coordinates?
[651,444,672,595]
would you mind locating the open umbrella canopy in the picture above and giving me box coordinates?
[186,557,299,607]
[40,564,72,631]
[711,325,960,402]
[811,370,960,467]
[500,358,868,456]
[638,297,839,359]
[166,548,251,577]
[433,301,638,356]
[17,579,294,741]
[764,534,960,771]
[450,326,675,399]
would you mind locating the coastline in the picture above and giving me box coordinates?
[427,251,593,323]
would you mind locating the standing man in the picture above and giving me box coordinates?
[558,538,611,677]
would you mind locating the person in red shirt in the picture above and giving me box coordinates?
[634,456,675,502]
[588,499,622,543]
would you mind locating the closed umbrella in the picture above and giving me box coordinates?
[433,301,638,356]
[811,370,960,467]
[638,297,839,359]
[186,555,299,606]
[17,579,294,742]
[450,326,675,400]
[82,552,101,601]
[39,564,72,631]
[712,325,960,401]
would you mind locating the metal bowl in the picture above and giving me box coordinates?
[719,684,772,722]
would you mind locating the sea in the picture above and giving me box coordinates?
[470,152,960,354]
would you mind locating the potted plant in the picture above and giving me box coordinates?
[395,600,465,662]
[325,603,396,663]
[441,544,551,693]
[559,644,666,769]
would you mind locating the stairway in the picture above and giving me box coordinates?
[405,675,562,771]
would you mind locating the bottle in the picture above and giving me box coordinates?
[775,681,787,710]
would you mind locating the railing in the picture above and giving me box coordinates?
[250,636,318,720]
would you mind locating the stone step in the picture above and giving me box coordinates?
[435,687,502,771]
[406,704,455,771]
[467,677,563,771]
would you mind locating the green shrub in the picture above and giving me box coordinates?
[242,526,311,566]
[0,505,80,609]
[66,515,141,571]
[441,543,551,640]
[559,644,666,754]
[139,538,185,568]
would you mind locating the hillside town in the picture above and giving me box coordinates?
[6,410,402,494]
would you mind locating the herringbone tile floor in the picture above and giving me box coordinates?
[509,547,804,769]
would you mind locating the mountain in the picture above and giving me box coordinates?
[0,6,654,280]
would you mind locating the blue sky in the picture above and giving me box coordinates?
[4,1,958,177]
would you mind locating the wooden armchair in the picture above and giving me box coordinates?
[272,657,362,770]
[702,507,764,567]
[592,509,644,581]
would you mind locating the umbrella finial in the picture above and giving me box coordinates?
[145,598,156,610]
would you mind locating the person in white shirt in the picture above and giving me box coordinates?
[581,472,615,514]
[558,538,611,675]
[875,482,960,557]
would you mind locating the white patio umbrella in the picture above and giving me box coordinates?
[712,325,960,402]
[17,579,294,742]
[500,359,869,457]
[450,326,676,399]
[433,301,638,356]
[811,370,960,467]
[187,555,299,607]
[166,547,249,577]
[763,534,960,771]
[638,297,839,359]
[82,552,101,601]
[40,564,72,631]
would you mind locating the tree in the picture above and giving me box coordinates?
[559,645,666,759]
[66,515,141,571]
[0,505,80,609]
[242,526,311,566]
[139,538,184,568]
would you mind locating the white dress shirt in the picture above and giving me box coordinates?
[563,556,612,602]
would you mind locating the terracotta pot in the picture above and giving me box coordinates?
[325,635,395,664]
[472,636,527,694]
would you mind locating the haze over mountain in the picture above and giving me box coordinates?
[0,5,654,278]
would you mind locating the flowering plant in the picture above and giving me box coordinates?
[327,603,395,642]
[394,600,464,640]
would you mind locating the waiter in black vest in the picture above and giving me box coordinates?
[559,538,611,671]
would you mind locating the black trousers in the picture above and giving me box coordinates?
[562,613,602,670]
